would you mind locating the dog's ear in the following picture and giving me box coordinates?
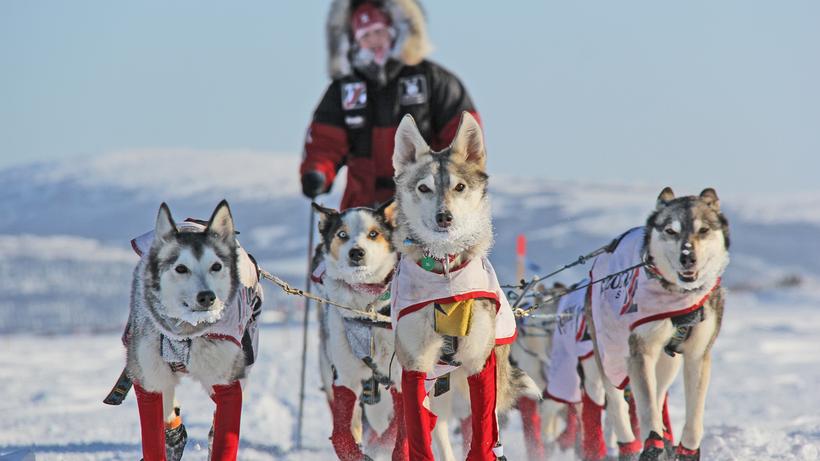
[376,198,397,227]
[449,112,485,168]
[393,114,430,175]
[154,202,178,242]
[656,186,675,209]
[312,202,339,236]
[699,188,720,211]
[206,200,235,243]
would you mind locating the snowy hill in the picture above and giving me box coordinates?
[1,150,818,333]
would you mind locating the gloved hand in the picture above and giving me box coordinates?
[301,171,326,199]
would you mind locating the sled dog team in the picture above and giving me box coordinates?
[119,113,729,460]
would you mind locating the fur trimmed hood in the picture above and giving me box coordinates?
[326,0,432,79]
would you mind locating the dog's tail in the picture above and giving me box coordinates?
[494,343,542,413]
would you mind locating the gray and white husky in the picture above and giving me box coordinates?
[391,112,539,460]
[587,188,729,461]
[125,200,262,461]
[311,201,405,461]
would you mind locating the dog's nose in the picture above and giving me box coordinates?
[680,250,697,269]
[435,210,453,228]
[196,290,216,308]
[349,247,366,262]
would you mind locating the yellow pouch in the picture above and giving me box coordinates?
[434,299,474,336]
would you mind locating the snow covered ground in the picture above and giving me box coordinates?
[2,151,820,459]
[3,284,820,460]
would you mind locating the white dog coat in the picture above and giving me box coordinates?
[589,227,720,388]
[130,221,262,369]
[391,255,516,343]
[391,255,517,392]
[545,280,593,404]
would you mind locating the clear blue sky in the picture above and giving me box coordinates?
[1,1,818,196]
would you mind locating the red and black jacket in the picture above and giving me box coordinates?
[301,59,480,210]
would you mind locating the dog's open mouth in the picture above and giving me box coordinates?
[678,270,698,283]
[182,301,219,313]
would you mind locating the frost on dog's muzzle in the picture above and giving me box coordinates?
[171,301,226,327]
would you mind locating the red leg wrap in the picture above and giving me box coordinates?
[557,403,579,451]
[390,389,409,461]
[329,385,365,461]
[518,396,546,460]
[580,391,606,461]
[210,381,242,461]
[401,370,437,461]
[134,384,167,461]
[466,350,499,461]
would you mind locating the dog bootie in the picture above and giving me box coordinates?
[639,431,668,461]
[517,396,545,460]
[401,369,438,461]
[674,445,700,461]
[466,350,499,461]
[580,391,606,461]
[209,381,243,461]
[330,385,367,461]
[556,403,579,452]
[164,420,187,461]
[618,439,642,461]
[134,383,167,461]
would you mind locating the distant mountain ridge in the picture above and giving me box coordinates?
[1,150,818,333]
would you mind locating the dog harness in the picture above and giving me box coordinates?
[311,260,392,362]
[391,255,516,343]
[545,279,593,404]
[391,255,517,393]
[129,222,263,371]
[589,227,720,388]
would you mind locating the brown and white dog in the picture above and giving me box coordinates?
[389,112,539,461]
[311,201,406,461]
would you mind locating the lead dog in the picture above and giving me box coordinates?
[124,201,262,461]
[587,188,729,461]
[311,201,407,461]
[389,112,539,461]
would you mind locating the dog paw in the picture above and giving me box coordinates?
[164,423,187,461]
[674,445,700,461]
[639,431,670,461]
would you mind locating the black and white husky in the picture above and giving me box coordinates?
[311,201,406,461]
[124,200,262,461]
[390,112,539,461]
[587,188,729,461]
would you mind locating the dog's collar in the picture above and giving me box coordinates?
[347,270,394,297]
[403,237,466,274]
[313,264,393,297]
